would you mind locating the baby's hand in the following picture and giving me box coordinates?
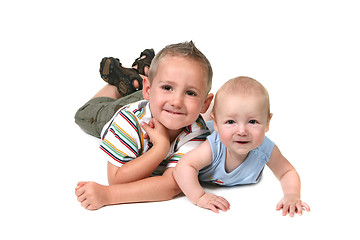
[276,195,310,217]
[141,119,170,148]
[197,193,230,213]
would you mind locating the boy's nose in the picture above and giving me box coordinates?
[170,93,183,108]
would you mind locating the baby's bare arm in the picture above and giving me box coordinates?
[174,140,230,213]
[267,145,310,217]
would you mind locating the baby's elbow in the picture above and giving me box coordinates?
[172,166,180,182]
[168,182,182,199]
[164,171,182,199]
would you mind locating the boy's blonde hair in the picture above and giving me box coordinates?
[148,41,213,94]
[213,76,271,119]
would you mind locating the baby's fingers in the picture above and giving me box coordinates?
[207,204,220,214]
[282,204,290,216]
[209,197,230,213]
[217,196,230,211]
[289,204,296,217]
[276,202,284,211]
[301,202,311,212]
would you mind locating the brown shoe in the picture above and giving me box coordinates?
[99,57,143,96]
[131,49,155,76]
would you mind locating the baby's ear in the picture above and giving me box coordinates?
[266,113,273,132]
[142,77,151,100]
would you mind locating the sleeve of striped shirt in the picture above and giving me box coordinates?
[166,132,210,168]
[99,109,144,168]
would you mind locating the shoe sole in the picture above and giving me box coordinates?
[101,58,112,82]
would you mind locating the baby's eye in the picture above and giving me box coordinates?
[249,120,257,124]
[186,90,197,96]
[226,120,235,124]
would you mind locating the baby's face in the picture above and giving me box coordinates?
[213,93,270,158]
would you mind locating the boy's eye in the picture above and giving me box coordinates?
[162,85,172,91]
[186,91,197,96]
[249,120,257,124]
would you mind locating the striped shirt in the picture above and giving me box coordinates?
[100,100,210,175]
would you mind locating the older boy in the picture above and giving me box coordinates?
[75,42,214,210]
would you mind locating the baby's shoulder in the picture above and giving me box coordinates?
[254,136,275,159]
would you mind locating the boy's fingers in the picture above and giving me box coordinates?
[75,181,87,191]
[148,119,156,128]
[77,192,86,203]
[140,122,149,130]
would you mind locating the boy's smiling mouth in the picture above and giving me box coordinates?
[164,109,185,115]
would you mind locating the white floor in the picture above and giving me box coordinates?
[1,1,359,239]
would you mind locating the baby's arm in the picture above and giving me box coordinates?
[267,145,310,217]
[174,140,230,213]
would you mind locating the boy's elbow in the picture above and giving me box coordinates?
[107,166,132,185]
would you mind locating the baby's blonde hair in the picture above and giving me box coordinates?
[148,41,213,94]
[213,76,271,119]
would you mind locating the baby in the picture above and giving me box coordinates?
[174,76,310,217]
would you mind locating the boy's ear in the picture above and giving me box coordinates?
[266,113,273,132]
[142,77,151,100]
[200,93,214,114]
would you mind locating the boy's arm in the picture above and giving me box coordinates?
[76,167,181,210]
[174,140,230,213]
[266,145,310,217]
[108,119,170,184]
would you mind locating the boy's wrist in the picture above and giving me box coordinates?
[149,142,170,158]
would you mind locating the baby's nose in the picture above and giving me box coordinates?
[237,125,247,136]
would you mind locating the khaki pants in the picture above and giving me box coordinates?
[74,91,143,138]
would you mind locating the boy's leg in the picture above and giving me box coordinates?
[74,87,143,138]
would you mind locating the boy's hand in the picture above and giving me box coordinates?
[75,182,110,210]
[276,195,310,217]
[196,193,230,213]
[141,119,170,148]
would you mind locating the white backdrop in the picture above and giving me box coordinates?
[1,1,359,239]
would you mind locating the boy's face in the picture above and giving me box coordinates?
[213,93,271,158]
[143,56,213,133]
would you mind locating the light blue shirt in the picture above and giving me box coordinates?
[198,129,275,186]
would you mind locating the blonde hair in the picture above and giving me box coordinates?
[213,76,271,119]
[148,41,213,94]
